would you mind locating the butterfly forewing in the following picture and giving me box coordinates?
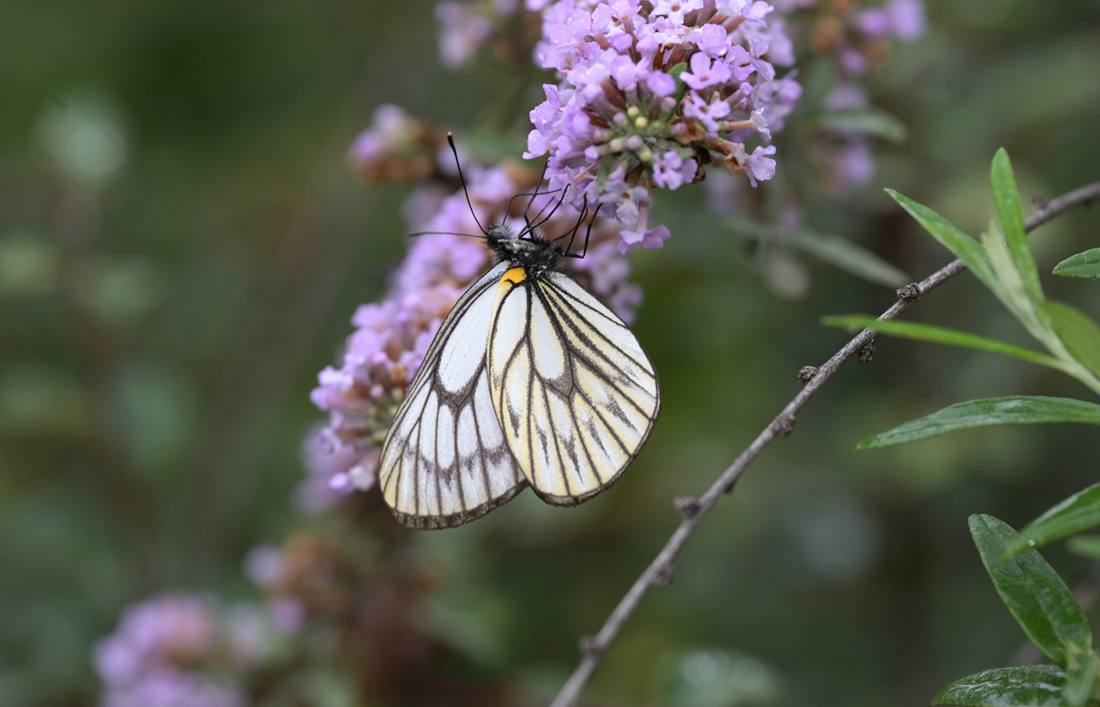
[487,270,660,505]
[378,262,526,528]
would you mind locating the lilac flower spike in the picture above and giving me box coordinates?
[526,0,799,251]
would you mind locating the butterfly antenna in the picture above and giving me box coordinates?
[407,230,488,240]
[447,132,488,236]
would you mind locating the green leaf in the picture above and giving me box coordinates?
[885,189,997,290]
[990,149,1042,300]
[1046,301,1100,380]
[1054,248,1100,280]
[1067,535,1100,560]
[783,231,909,287]
[730,220,910,288]
[858,396,1100,450]
[1063,651,1100,707]
[969,514,1091,667]
[1006,482,1100,559]
[933,665,1066,706]
[821,315,1068,371]
[815,108,908,143]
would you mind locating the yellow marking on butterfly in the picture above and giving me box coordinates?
[500,267,527,289]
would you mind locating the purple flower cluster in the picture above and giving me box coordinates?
[525,0,801,251]
[307,161,640,505]
[94,594,270,707]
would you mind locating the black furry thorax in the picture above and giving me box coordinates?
[486,224,563,279]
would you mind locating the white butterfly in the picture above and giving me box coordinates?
[378,141,660,528]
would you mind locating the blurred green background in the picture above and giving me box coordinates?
[3,1,1100,705]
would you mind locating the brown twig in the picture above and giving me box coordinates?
[549,181,1100,707]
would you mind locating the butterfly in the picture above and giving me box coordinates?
[378,135,660,528]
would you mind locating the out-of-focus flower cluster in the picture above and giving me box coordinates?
[796,0,925,76]
[308,144,640,508]
[524,0,800,251]
[246,535,431,653]
[242,533,515,705]
[347,105,449,183]
[792,0,926,190]
[93,535,515,706]
[435,0,541,68]
[94,595,272,707]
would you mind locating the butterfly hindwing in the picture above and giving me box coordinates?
[378,262,526,528]
[487,270,660,505]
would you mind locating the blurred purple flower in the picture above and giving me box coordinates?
[813,83,877,191]
[817,136,875,190]
[525,0,800,251]
[100,669,244,707]
[244,546,285,590]
[94,594,271,707]
[436,2,495,68]
[435,0,523,68]
[348,105,416,165]
[95,595,217,685]
[346,104,439,182]
[858,0,925,41]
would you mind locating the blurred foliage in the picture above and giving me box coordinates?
[2,1,1100,706]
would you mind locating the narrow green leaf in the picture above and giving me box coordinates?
[822,315,1068,371]
[1062,650,1100,707]
[783,231,910,287]
[1046,301,1100,380]
[990,149,1042,300]
[933,665,1065,706]
[815,108,907,143]
[858,396,1100,450]
[885,189,997,289]
[1067,535,1100,560]
[979,225,1058,349]
[1054,248,1100,280]
[969,514,1091,666]
[1006,482,1100,559]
